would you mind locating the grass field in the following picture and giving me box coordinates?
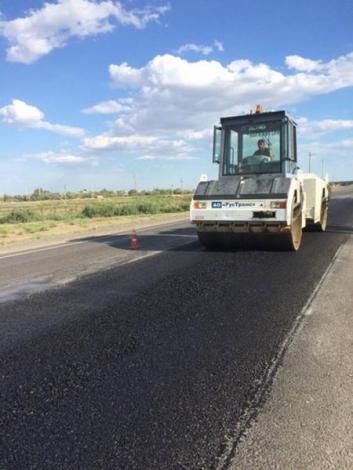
[0,194,192,246]
[0,194,191,223]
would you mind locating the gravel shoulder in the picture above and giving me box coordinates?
[231,235,353,469]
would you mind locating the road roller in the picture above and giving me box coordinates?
[190,107,329,251]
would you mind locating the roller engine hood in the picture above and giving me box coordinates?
[194,175,291,199]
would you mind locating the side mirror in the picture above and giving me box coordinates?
[212,126,222,164]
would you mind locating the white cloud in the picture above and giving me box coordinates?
[295,137,353,180]
[300,138,353,154]
[176,43,213,56]
[110,54,233,90]
[177,129,212,141]
[104,51,353,141]
[109,62,144,88]
[176,39,224,56]
[83,133,192,155]
[0,99,44,124]
[136,154,198,161]
[214,40,224,52]
[38,121,86,138]
[297,117,353,137]
[286,55,322,72]
[0,0,169,63]
[78,51,353,166]
[83,134,158,149]
[0,99,85,138]
[21,151,93,165]
[82,99,130,114]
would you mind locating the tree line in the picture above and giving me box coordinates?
[1,187,191,203]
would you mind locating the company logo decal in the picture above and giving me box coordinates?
[212,201,263,208]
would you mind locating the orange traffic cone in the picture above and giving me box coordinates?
[130,229,139,250]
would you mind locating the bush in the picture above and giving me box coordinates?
[80,198,190,219]
[116,206,139,216]
[137,203,160,214]
[81,204,115,218]
[0,209,38,224]
[161,202,190,213]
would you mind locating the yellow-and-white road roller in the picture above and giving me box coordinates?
[190,108,329,251]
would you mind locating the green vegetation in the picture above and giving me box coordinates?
[0,226,8,238]
[1,209,39,224]
[1,187,189,203]
[81,200,189,219]
[0,189,192,226]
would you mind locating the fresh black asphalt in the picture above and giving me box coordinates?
[0,196,352,469]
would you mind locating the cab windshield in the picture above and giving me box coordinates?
[223,121,281,175]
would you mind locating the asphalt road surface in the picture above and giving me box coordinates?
[0,193,352,469]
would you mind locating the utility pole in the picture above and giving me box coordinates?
[321,159,325,178]
[64,185,67,216]
[308,152,314,173]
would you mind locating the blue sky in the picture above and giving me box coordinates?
[0,0,352,194]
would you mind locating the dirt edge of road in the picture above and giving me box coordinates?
[0,213,189,256]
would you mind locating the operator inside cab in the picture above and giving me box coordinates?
[253,138,273,161]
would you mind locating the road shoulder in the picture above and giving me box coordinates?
[0,213,188,256]
[231,235,353,469]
